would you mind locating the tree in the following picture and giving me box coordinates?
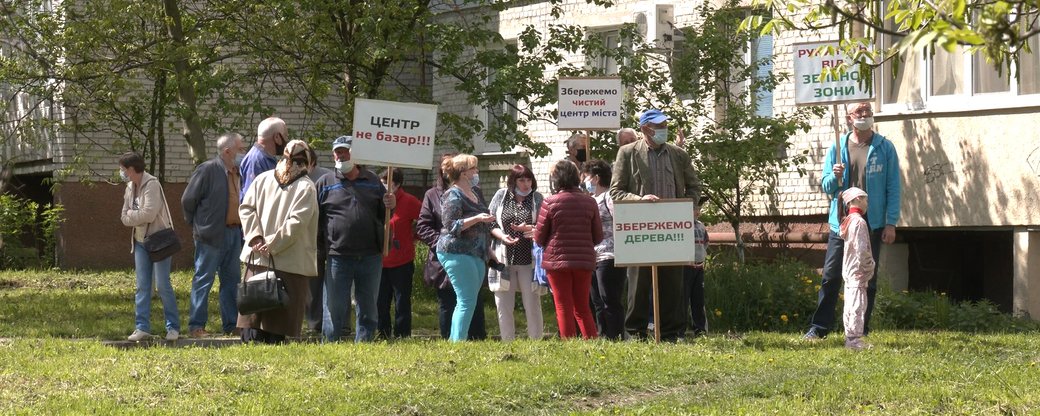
[742,0,1040,79]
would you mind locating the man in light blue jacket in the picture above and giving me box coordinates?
[804,102,902,340]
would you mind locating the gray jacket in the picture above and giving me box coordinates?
[181,157,232,247]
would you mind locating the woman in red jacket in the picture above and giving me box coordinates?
[535,160,603,339]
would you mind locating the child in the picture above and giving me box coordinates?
[840,187,875,350]
[684,196,710,336]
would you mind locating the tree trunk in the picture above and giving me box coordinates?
[162,0,207,165]
[733,186,745,264]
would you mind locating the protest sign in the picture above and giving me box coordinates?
[613,199,697,267]
[350,98,438,170]
[557,77,623,130]
[793,41,873,105]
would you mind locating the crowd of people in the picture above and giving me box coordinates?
[117,102,900,349]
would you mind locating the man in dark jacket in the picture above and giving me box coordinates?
[610,108,702,342]
[181,133,247,337]
[316,135,396,342]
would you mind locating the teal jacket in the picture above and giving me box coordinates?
[821,132,902,233]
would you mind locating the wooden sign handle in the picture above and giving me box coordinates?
[382,165,394,257]
[652,265,661,343]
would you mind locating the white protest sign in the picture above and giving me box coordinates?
[350,98,438,170]
[612,199,697,267]
[793,41,873,105]
[557,77,623,130]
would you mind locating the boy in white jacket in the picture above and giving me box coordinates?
[840,187,875,351]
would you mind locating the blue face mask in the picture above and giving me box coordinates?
[583,179,596,193]
[652,127,669,145]
[233,152,245,167]
[119,169,130,182]
[470,173,480,188]
[514,188,531,197]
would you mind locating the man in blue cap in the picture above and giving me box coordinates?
[609,108,702,341]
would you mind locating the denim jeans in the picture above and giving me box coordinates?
[134,241,180,333]
[807,229,882,336]
[437,252,485,342]
[377,262,415,338]
[323,253,382,342]
[188,227,242,333]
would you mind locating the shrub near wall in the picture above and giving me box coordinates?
[703,255,1039,334]
[704,256,819,332]
[0,194,64,269]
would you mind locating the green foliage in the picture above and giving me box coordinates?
[0,195,64,270]
[741,0,1038,80]
[873,289,1039,332]
[705,254,1038,333]
[705,255,820,332]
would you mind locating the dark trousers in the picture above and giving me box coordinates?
[436,283,487,340]
[306,257,352,336]
[808,229,882,336]
[305,256,327,332]
[377,262,415,338]
[592,259,626,340]
[684,266,707,335]
[626,265,686,341]
[240,327,286,344]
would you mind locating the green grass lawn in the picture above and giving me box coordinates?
[1,269,1038,414]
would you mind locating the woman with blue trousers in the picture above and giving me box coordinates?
[436,154,495,341]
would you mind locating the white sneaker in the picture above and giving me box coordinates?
[165,330,179,341]
[128,329,153,341]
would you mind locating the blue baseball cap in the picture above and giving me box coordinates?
[332,135,353,150]
[639,109,669,126]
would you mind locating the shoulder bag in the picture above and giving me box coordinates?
[141,180,182,262]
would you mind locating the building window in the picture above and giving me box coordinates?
[594,30,622,75]
[880,9,1040,112]
[749,33,774,118]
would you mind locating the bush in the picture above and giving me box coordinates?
[703,254,1038,334]
[872,288,1039,332]
[704,255,819,332]
[0,194,65,270]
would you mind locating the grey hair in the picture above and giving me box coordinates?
[566,132,588,149]
[257,117,285,140]
[617,127,636,140]
[216,133,242,152]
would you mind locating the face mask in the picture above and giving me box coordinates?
[335,159,354,174]
[274,140,287,156]
[470,173,480,188]
[575,149,587,163]
[514,188,531,197]
[119,169,130,182]
[852,117,874,132]
[233,152,245,167]
[583,179,596,193]
[652,127,668,145]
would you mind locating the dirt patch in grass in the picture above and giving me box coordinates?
[0,279,22,290]
[573,385,689,411]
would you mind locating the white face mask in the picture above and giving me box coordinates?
[583,179,595,193]
[233,152,245,167]
[470,173,480,188]
[119,169,130,182]
[852,117,874,132]
[514,188,531,197]
[652,127,669,145]
[335,159,354,174]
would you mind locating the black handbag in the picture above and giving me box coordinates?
[237,253,290,315]
[143,228,182,262]
[140,179,182,262]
